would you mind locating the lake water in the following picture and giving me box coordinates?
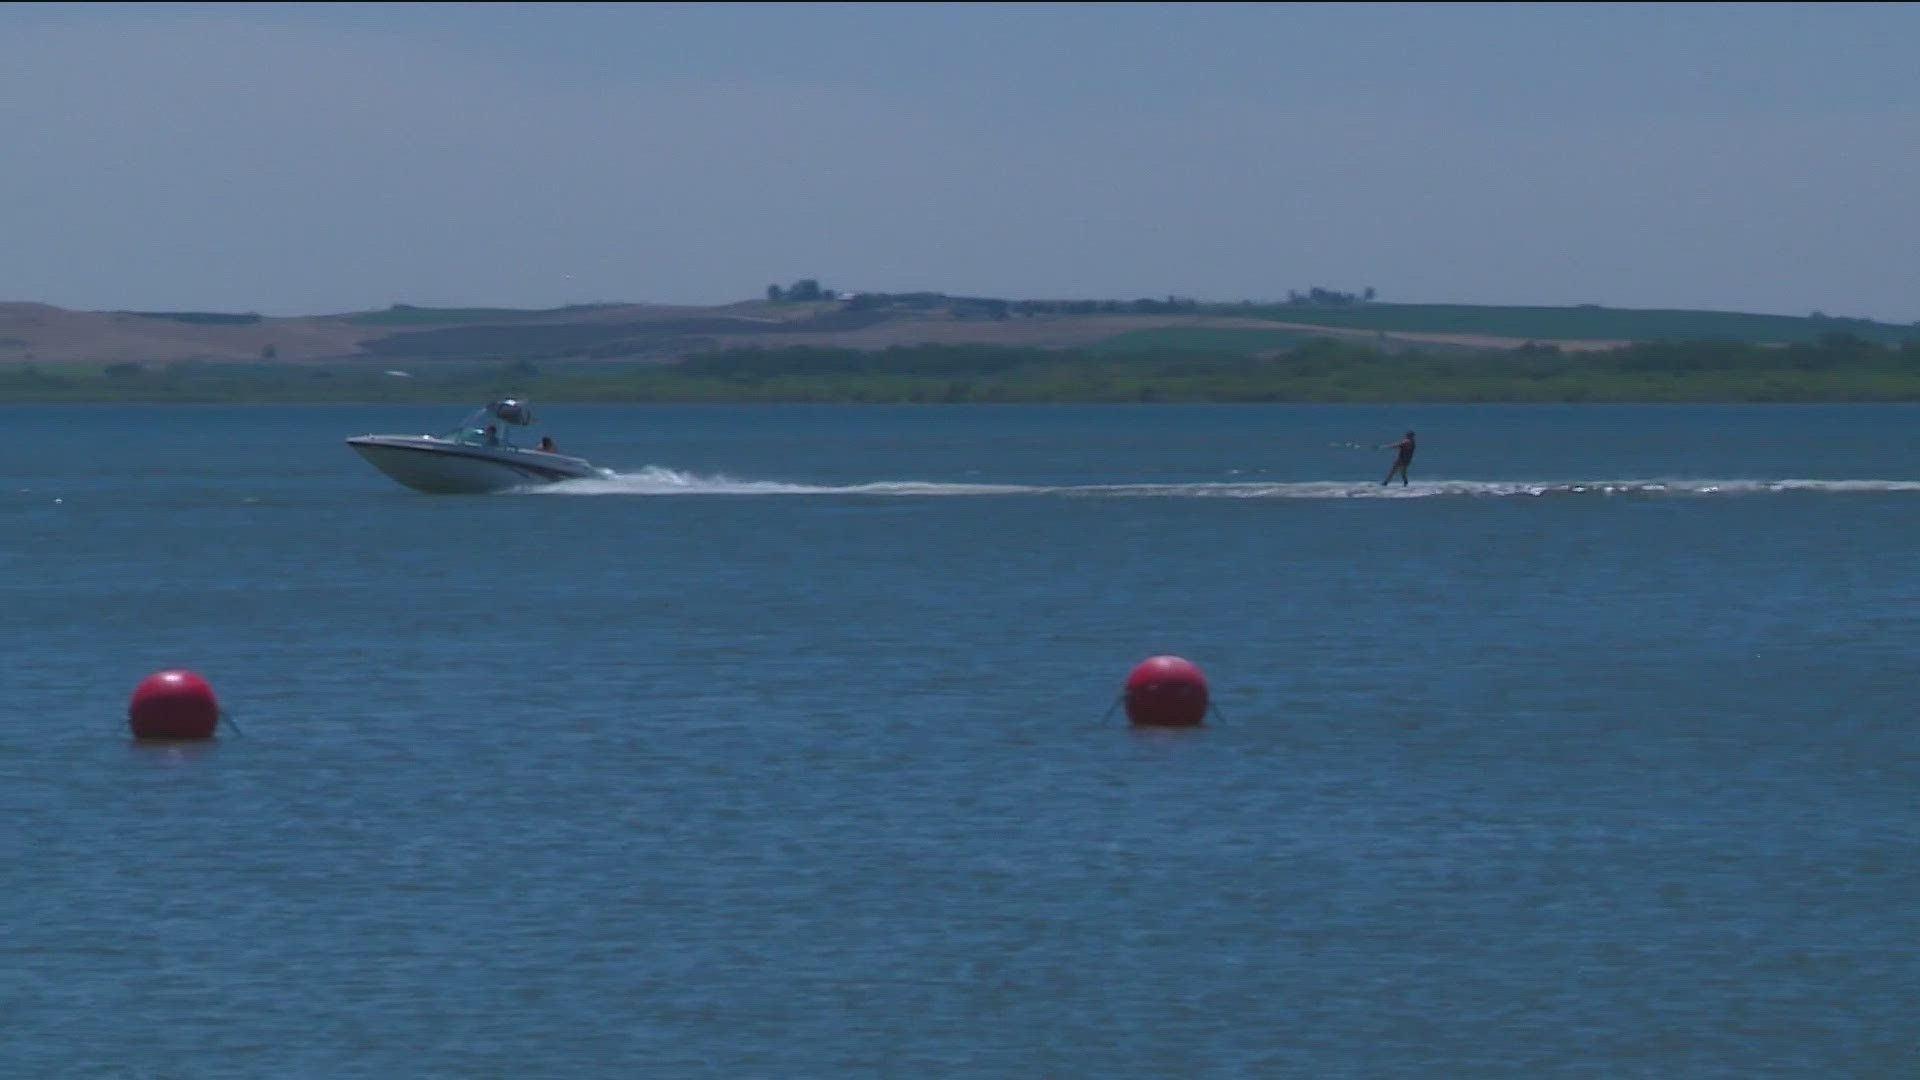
[3,404,1917,1077]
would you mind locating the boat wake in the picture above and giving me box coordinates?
[528,468,1920,500]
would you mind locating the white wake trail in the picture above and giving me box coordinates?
[526,469,1920,500]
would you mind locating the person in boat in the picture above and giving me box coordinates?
[537,435,558,453]
[482,424,500,447]
[1380,430,1415,486]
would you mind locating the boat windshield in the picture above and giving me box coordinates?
[442,426,500,447]
[438,401,536,447]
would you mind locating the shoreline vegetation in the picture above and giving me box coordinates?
[5,336,1920,405]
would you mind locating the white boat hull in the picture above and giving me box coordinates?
[347,436,604,494]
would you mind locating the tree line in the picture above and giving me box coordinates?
[13,331,1917,404]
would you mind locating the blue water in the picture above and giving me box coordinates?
[4,404,1917,1077]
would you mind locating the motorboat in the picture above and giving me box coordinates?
[346,399,607,494]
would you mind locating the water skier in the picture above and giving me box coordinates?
[1381,430,1415,486]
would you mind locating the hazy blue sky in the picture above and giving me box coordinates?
[1,1,1914,319]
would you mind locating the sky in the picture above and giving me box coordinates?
[0,1,1914,320]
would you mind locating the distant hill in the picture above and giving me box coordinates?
[1218,302,1920,347]
[1,294,1913,370]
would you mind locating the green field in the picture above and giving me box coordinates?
[119,311,264,325]
[342,304,622,327]
[1221,303,1920,345]
[9,335,1919,405]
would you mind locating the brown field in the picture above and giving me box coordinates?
[0,304,367,365]
[0,299,1613,369]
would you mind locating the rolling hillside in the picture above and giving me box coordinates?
[1218,302,1920,346]
[1,295,1913,370]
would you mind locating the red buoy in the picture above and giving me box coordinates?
[129,670,220,740]
[1123,655,1209,727]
